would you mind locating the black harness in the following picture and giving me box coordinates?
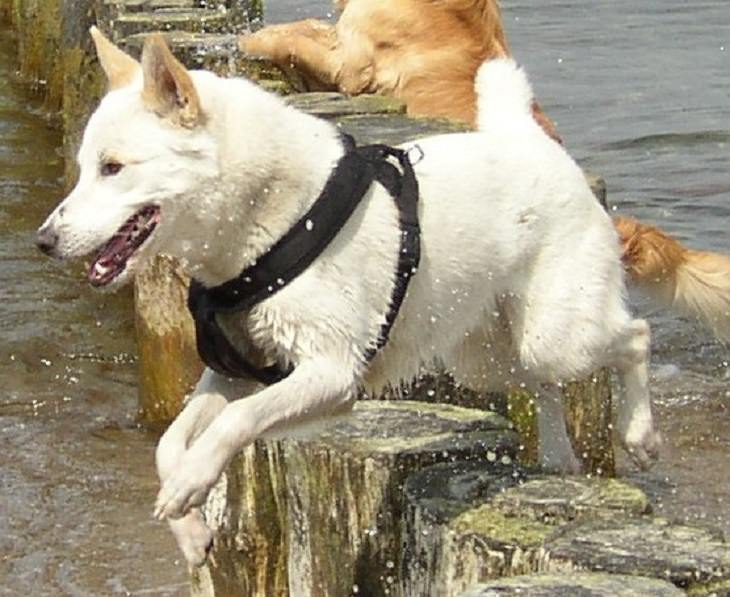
[187,134,421,384]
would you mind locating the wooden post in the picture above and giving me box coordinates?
[403,460,651,596]
[192,401,519,597]
[134,255,203,424]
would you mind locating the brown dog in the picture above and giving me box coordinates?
[240,0,560,140]
[241,0,730,341]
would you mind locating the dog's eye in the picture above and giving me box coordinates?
[100,160,124,177]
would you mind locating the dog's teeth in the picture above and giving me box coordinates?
[94,262,110,277]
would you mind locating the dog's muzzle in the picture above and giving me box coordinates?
[36,225,59,257]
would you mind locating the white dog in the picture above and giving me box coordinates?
[37,29,661,565]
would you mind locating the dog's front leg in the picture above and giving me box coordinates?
[156,370,263,565]
[154,358,357,520]
[239,20,341,90]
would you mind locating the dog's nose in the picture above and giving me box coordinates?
[35,226,59,256]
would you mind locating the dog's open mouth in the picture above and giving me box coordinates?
[88,205,161,287]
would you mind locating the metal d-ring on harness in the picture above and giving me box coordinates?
[187,133,422,384]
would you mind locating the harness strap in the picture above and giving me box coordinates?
[358,144,420,360]
[187,134,420,383]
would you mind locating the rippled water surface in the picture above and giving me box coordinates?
[2,0,729,594]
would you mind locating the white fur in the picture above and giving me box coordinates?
[39,56,660,566]
[475,59,535,131]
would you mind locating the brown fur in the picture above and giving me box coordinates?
[239,0,561,141]
[615,217,730,340]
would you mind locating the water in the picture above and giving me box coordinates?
[1,1,729,593]
[0,30,188,596]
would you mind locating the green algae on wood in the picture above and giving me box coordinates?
[194,441,289,597]
[563,369,615,476]
[113,9,232,38]
[402,461,652,596]
[545,518,730,592]
[61,45,105,187]
[491,477,651,524]
[453,505,554,548]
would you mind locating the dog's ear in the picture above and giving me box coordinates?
[90,26,141,91]
[141,33,202,128]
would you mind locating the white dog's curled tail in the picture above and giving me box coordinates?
[475,58,535,131]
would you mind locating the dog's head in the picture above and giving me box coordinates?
[36,28,218,289]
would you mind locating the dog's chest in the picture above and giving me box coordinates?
[215,309,283,371]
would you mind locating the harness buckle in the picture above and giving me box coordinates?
[406,144,425,166]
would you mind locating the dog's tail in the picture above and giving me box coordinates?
[616,216,730,342]
[474,58,534,131]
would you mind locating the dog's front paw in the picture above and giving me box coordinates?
[168,509,214,567]
[621,424,662,470]
[154,452,222,520]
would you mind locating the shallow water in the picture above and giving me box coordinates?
[1,0,729,594]
[0,29,188,596]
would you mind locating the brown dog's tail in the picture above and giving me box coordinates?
[615,216,730,341]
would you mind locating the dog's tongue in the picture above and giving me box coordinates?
[88,205,160,287]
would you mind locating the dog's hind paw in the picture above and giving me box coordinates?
[538,451,583,475]
[168,509,214,567]
[621,428,662,470]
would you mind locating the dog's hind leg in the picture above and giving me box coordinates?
[449,323,580,474]
[155,370,262,566]
[610,318,662,469]
[534,384,582,474]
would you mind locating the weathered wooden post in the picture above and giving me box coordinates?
[192,401,519,597]
[60,0,106,186]
[135,255,204,424]
[6,0,64,109]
